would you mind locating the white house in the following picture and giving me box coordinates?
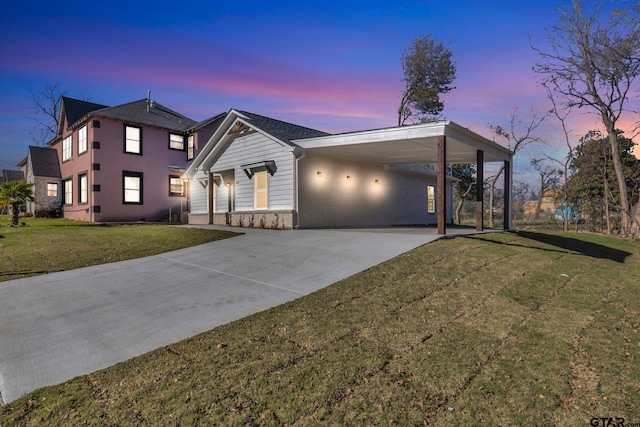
[184,110,513,233]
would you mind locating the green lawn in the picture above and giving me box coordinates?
[1,227,639,426]
[0,215,239,282]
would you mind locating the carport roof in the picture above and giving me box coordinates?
[294,120,513,165]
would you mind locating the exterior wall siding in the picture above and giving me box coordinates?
[211,132,294,212]
[298,153,453,228]
[190,170,209,214]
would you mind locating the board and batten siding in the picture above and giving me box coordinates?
[212,132,295,212]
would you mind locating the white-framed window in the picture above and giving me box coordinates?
[169,133,184,150]
[78,125,87,154]
[64,179,73,205]
[124,125,142,154]
[187,135,195,160]
[254,171,268,209]
[47,182,58,197]
[169,176,184,196]
[123,171,143,204]
[79,174,87,204]
[427,185,435,213]
[62,135,72,161]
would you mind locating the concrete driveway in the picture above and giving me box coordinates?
[0,226,471,404]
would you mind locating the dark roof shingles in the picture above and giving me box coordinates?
[28,146,61,178]
[237,110,330,146]
[94,99,197,132]
[61,97,109,127]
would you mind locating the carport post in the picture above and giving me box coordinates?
[503,159,511,230]
[476,150,484,232]
[437,136,446,235]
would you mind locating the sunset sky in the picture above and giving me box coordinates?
[0,0,631,179]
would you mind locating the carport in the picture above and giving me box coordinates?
[295,121,514,234]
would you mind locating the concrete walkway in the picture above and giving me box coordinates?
[0,226,476,404]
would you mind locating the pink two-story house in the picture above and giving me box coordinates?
[47,96,224,222]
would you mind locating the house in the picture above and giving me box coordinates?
[1,169,25,183]
[18,146,62,217]
[45,96,225,222]
[184,110,514,232]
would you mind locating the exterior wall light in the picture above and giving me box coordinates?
[317,171,323,177]
[346,175,352,181]
[374,179,380,184]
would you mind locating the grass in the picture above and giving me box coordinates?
[0,215,239,282]
[1,228,639,425]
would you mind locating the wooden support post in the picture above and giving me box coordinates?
[503,160,511,230]
[437,136,446,235]
[476,150,484,232]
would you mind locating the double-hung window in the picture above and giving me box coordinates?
[169,176,184,196]
[169,133,184,150]
[63,179,73,205]
[187,135,195,160]
[79,174,88,204]
[254,171,268,209]
[62,135,72,161]
[124,125,142,154]
[123,171,143,204]
[78,125,87,154]
[47,183,58,197]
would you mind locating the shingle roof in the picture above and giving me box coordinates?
[28,146,61,178]
[236,110,330,146]
[61,97,109,128]
[1,169,25,182]
[188,112,227,132]
[94,99,198,132]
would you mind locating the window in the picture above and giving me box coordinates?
[79,174,87,204]
[64,179,73,205]
[123,171,143,204]
[78,125,87,154]
[62,135,72,161]
[254,171,268,209]
[124,125,142,154]
[169,176,184,196]
[427,185,435,213]
[47,183,58,197]
[187,135,195,160]
[169,133,185,150]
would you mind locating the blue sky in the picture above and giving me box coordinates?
[0,0,622,177]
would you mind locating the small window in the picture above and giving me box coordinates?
[169,133,185,150]
[47,183,58,197]
[123,171,143,204]
[78,125,87,154]
[79,174,87,204]
[62,135,72,161]
[427,185,435,213]
[63,179,73,205]
[169,176,184,196]
[254,171,268,209]
[124,125,142,154]
[187,135,195,160]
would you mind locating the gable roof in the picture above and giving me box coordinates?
[28,146,61,178]
[1,169,25,182]
[93,99,197,132]
[188,112,227,132]
[235,110,330,146]
[60,97,109,129]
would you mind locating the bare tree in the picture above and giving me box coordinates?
[398,34,457,126]
[531,158,562,221]
[532,0,640,236]
[487,109,545,228]
[543,86,576,231]
[28,83,68,145]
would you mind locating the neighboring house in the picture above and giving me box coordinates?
[0,169,26,215]
[47,96,224,222]
[184,110,513,231]
[1,169,25,183]
[18,146,62,217]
